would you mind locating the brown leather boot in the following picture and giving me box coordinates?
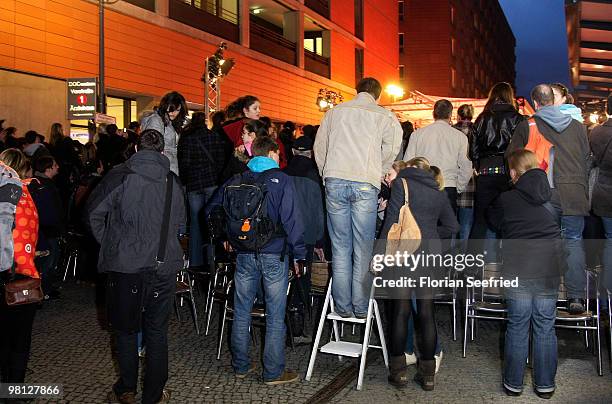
[414,359,436,391]
[388,355,409,387]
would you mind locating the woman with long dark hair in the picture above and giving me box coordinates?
[140,91,188,175]
[380,157,458,391]
[222,95,261,147]
[470,83,525,254]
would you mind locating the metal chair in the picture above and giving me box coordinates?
[555,270,603,376]
[205,262,234,335]
[61,231,83,281]
[607,287,612,370]
[216,272,294,360]
[434,266,459,341]
[462,262,507,357]
[175,268,200,334]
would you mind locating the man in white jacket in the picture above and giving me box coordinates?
[314,77,402,318]
[404,99,472,214]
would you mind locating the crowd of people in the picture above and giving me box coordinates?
[0,76,611,403]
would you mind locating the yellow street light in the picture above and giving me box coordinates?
[385,84,405,100]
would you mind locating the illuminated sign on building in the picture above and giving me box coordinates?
[67,78,97,120]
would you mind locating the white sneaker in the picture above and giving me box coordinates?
[405,352,417,366]
[434,350,443,373]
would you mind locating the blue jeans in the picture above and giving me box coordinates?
[457,207,473,241]
[504,278,558,394]
[602,217,612,292]
[187,187,217,267]
[232,253,288,381]
[561,215,586,299]
[325,178,378,316]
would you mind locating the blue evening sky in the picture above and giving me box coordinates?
[499,0,570,98]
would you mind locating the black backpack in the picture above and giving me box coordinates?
[222,169,284,251]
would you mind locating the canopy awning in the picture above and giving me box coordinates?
[382,90,534,128]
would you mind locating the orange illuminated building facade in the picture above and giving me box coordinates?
[0,0,399,137]
[397,0,516,98]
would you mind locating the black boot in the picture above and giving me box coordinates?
[388,355,409,387]
[414,359,436,391]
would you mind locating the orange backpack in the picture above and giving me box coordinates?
[525,117,554,173]
[12,180,39,279]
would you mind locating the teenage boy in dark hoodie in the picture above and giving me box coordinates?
[507,84,590,314]
[207,135,306,385]
[28,156,63,299]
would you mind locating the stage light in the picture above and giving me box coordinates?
[385,84,405,100]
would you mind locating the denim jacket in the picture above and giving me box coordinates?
[0,162,23,272]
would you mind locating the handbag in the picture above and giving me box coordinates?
[386,178,421,256]
[588,134,612,206]
[4,266,43,306]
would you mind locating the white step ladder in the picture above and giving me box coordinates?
[305,277,388,390]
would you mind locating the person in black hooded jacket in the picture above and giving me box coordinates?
[487,149,562,399]
[379,157,459,391]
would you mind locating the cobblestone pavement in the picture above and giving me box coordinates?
[25,282,612,403]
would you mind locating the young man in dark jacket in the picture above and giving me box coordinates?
[283,136,325,340]
[86,129,185,404]
[207,136,306,385]
[507,84,590,314]
[28,156,63,299]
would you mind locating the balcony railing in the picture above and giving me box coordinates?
[305,0,330,19]
[305,49,330,78]
[170,0,239,43]
[250,16,296,66]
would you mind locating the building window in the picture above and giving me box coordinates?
[399,64,405,80]
[399,32,404,53]
[304,32,324,56]
[451,37,456,56]
[124,0,155,12]
[451,68,456,89]
[182,0,238,25]
[473,14,478,30]
[399,0,405,21]
[304,38,315,53]
[450,5,455,25]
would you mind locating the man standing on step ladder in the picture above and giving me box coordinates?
[314,77,403,319]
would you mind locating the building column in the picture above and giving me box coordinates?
[284,11,304,68]
[322,30,331,58]
[156,0,169,17]
[239,0,250,48]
